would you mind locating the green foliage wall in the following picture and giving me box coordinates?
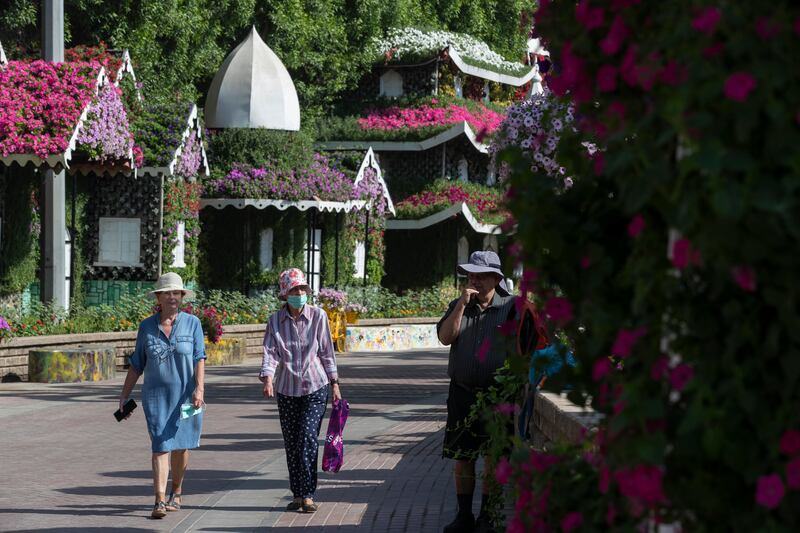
[206,128,315,175]
[0,165,39,296]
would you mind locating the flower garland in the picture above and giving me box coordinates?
[373,27,530,77]
[0,60,98,159]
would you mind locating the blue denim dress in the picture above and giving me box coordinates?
[129,312,206,452]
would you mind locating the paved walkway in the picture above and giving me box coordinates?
[0,349,489,532]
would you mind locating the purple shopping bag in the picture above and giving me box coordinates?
[322,399,350,473]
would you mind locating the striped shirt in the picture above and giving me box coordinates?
[437,292,517,390]
[259,304,338,397]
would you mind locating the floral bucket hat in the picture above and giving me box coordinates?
[278,268,310,300]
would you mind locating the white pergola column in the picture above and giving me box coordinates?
[41,0,69,309]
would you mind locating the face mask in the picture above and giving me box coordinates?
[287,294,308,309]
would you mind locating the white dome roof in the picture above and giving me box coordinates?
[204,27,300,130]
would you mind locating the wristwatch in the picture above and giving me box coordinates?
[330,378,339,385]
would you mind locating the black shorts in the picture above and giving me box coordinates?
[442,381,489,460]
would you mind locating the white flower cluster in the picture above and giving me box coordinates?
[490,89,575,187]
[373,27,527,75]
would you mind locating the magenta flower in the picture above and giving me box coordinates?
[494,456,512,485]
[650,356,669,381]
[787,458,800,490]
[614,465,666,510]
[575,1,604,30]
[724,72,757,102]
[600,15,629,56]
[597,64,618,92]
[580,255,592,269]
[670,363,694,392]
[494,403,515,415]
[599,465,611,493]
[731,265,757,292]
[755,474,785,509]
[611,326,647,358]
[545,296,574,324]
[561,511,584,532]
[779,430,800,456]
[593,357,612,381]
[692,7,721,35]
[671,238,702,269]
[627,213,645,237]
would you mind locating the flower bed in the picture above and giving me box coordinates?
[316,96,506,142]
[204,153,355,201]
[64,43,124,83]
[372,27,530,78]
[395,179,506,224]
[75,83,134,163]
[128,101,197,169]
[0,60,98,159]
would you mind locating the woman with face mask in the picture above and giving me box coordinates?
[259,268,341,514]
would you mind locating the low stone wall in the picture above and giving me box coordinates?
[0,323,268,381]
[345,317,442,352]
[531,391,604,450]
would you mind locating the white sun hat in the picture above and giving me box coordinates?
[148,272,195,301]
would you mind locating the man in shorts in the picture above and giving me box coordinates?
[437,251,516,533]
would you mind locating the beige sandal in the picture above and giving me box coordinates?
[166,493,182,511]
[151,500,167,518]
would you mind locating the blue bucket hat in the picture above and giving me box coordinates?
[457,250,505,278]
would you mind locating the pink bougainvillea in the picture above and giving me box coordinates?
[358,103,503,134]
[611,326,647,358]
[614,464,666,513]
[561,511,584,532]
[731,265,757,292]
[669,363,694,391]
[755,474,785,509]
[692,7,722,35]
[0,60,99,159]
[627,213,645,237]
[724,72,757,102]
[545,296,574,324]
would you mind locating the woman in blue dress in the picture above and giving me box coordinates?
[119,272,206,518]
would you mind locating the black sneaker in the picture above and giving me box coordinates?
[443,512,475,533]
[474,514,497,533]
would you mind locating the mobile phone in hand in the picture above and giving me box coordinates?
[114,398,137,422]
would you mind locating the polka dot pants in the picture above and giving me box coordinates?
[277,385,329,499]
